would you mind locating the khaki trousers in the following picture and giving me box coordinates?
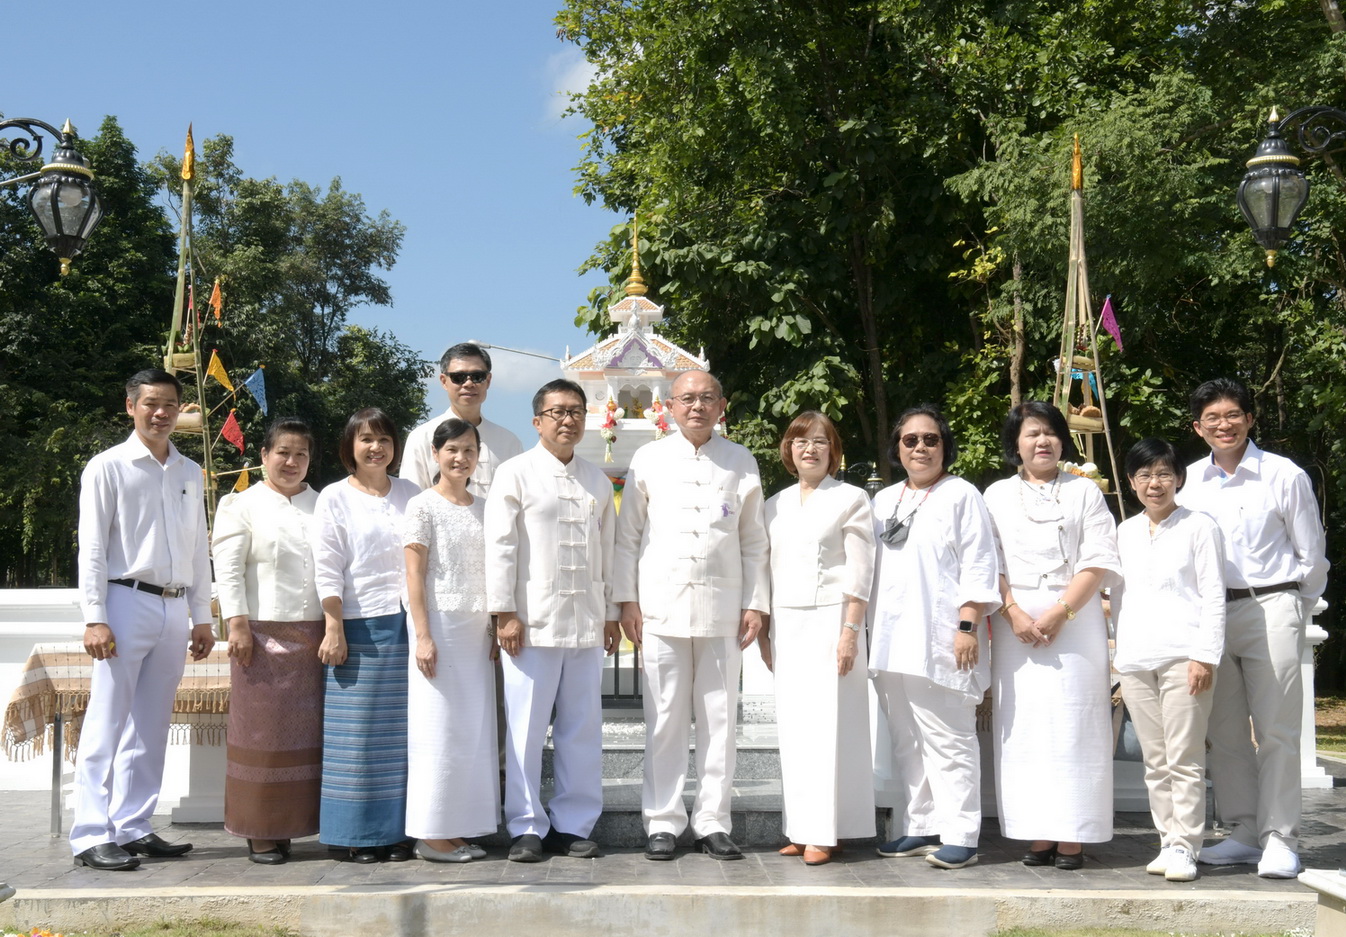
[1120,660,1215,856]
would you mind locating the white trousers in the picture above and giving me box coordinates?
[641,633,740,837]
[873,671,981,848]
[502,645,604,838]
[70,585,188,854]
[1208,591,1304,851]
[1120,659,1215,856]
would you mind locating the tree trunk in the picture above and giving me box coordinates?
[852,232,890,481]
[1010,252,1026,408]
[1321,0,1346,33]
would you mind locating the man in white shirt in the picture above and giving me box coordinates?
[614,370,770,861]
[71,369,216,870]
[400,342,523,497]
[486,379,619,862]
[1180,378,1329,879]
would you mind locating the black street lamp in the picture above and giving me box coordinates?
[0,117,103,275]
[1238,106,1346,267]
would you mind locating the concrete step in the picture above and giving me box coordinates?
[541,718,781,780]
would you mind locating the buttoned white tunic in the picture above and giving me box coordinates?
[400,411,523,498]
[485,445,618,646]
[213,483,321,623]
[312,477,419,619]
[612,432,770,635]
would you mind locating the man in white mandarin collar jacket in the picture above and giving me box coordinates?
[486,379,619,862]
[613,370,770,861]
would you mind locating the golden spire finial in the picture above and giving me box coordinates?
[61,118,75,137]
[1071,134,1083,192]
[624,217,648,297]
[1269,106,1280,123]
[182,123,196,182]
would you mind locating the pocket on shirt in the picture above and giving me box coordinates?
[710,488,741,531]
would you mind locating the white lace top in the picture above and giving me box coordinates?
[402,489,487,613]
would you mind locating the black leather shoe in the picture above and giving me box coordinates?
[386,841,414,862]
[542,829,601,858]
[1022,844,1057,867]
[1055,849,1085,871]
[644,832,677,861]
[74,842,140,871]
[248,840,286,865]
[695,831,744,860]
[276,839,292,858]
[508,833,545,863]
[123,832,193,858]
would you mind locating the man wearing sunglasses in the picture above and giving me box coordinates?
[1179,378,1328,879]
[401,342,523,497]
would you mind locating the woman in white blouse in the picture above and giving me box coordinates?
[402,418,497,862]
[984,401,1120,870]
[214,418,322,865]
[313,407,419,863]
[760,411,876,866]
[870,406,1000,870]
[1112,438,1224,883]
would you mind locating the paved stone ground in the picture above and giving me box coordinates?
[3,758,1344,897]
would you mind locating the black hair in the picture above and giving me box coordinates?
[888,404,958,470]
[126,368,183,402]
[339,407,400,474]
[431,417,481,450]
[532,379,587,415]
[1124,437,1186,487]
[1000,401,1080,465]
[261,416,314,453]
[439,342,491,374]
[1189,378,1254,419]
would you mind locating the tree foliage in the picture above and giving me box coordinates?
[558,0,1346,680]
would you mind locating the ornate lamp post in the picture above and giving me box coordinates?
[0,117,103,274]
[1237,106,1346,267]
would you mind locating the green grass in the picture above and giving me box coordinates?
[1316,695,1346,753]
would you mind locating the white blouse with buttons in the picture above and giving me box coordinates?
[213,481,322,622]
[311,475,419,620]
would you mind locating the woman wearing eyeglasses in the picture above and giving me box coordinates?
[983,401,1120,870]
[1112,438,1224,883]
[760,411,876,866]
[869,405,1000,870]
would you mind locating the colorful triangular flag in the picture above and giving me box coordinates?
[206,349,235,392]
[221,409,245,453]
[233,466,250,492]
[209,279,223,323]
[1100,294,1123,352]
[241,366,267,416]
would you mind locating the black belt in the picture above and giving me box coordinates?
[110,578,186,599]
[1226,581,1298,603]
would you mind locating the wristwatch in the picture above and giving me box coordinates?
[1057,599,1077,620]
[842,621,862,632]
[957,619,977,634]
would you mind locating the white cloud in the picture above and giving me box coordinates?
[544,47,599,122]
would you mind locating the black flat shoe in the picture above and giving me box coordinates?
[1055,849,1084,870]
[386,841,414,862]
[1022,845,1057,866]
[74,842,140,871]
[123,832,193,858]
[276,839,292,858]
[248,840,286,865]
[334,846,380,864]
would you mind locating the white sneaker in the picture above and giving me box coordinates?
[1146,845,1175,875]
[1197,837,1262,865]
[1257,842,1302,879]
[1165,846,1198,882]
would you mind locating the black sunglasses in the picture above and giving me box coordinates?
[900,432,941,449]
[446,370,489,385]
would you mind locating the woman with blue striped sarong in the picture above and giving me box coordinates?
[314,407,420,863]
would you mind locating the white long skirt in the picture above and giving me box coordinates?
[773,604,876,845]
[405,609,500,839]
[991,587,1113,843]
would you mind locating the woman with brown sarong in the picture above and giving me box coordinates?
[213,417,324,864]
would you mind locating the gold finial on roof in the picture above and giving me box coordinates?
[182,123,196,182]
[1071,134,1083,192]
[624,217,648,296]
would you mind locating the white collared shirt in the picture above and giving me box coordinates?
[212,482,322,622]
[1112,506,1226,671]
[984,471,1121,592]
[1179,439,1328,597]
[485,444,617,648]
[612,432,770,638]
[765,476,874,609]
[400,411,523,498]
[312,476,419,619]
[78,433,213,626]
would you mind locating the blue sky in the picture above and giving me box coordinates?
[3,0,619,443]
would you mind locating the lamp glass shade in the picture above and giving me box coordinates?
[1276,172,1309,227]
[27,173,103,265]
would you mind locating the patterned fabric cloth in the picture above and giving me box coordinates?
[401,492,487,613]
[319,611,409,847]
[225,619,325,840]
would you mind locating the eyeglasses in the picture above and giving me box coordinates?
[900,433,942,449]
[539,407,586,423]
[1132,471,1176,484]
[671,392,721,407]
[1198,409,1247,428]
[446,370,490,386]
[790,437,831,451]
